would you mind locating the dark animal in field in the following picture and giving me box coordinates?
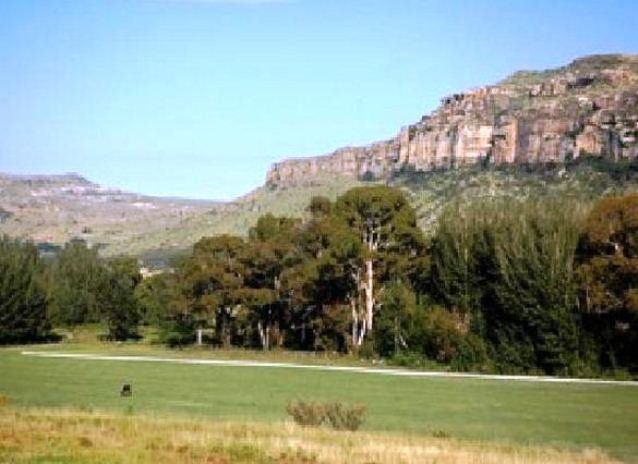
[120,384,132,397]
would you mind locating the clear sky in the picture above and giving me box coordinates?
[1,0,637,200]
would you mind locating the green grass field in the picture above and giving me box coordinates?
[1,346,637,461]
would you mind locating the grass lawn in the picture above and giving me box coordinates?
[1,347,638,461]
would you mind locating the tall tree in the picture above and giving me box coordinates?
[0,237,51,344]
[182,235,247,346]
[135,272,182,326]
[431,198,585,373]
[488,199,584,373]
[576,194,638,370]
[373,279,418,357]
[284,198,360,351]
[101,257,142,341]
[243,215,302,349]
[335,186,425,347]
[47,239,105,325]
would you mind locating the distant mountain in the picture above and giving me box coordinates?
[0,171,366,260]
[2,54,638,261]
[0,172,219,256]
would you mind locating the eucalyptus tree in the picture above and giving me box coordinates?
[280,199,360,351]
[182,234,247,346]
[242,214,302,349]
[334,186,426,347]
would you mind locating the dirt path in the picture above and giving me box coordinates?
[21,350,638,386]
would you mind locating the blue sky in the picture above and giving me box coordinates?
[1,0,637,200]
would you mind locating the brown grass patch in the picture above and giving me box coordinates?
[0,406,620,464]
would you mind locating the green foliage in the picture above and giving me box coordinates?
[430,198,586,374]
[101,257,142,341]
[418,307,469,363]
[575,194,638,371]
[307,195,332,217]
[44,240,142,340]
[144,185,637,375]
[0,236,53,344]
[373,280,417,357]
[134,273,182,326]
[487,200,584,374]
[46,239,105,325]
[160,312,196,348]
[183,235,247,346]
[393,156,638,237]
[162,186,427,353]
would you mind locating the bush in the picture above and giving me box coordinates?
[449,333,491,372]
[388,351,428,368]
[286,401,325,427]
[323,402,366,431]
[162,330,195,348]
[286,400,366,431]
[420,307,467,363]
[160,313,196,348]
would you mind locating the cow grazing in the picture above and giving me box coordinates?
[120,384,132,397]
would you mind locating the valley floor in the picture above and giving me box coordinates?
[1,344,638,462]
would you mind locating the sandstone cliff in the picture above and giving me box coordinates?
[266,54,638,186]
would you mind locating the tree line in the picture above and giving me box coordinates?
[0,238,141,343]
[1,186,636,376]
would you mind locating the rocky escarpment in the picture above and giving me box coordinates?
[267,54,638,186]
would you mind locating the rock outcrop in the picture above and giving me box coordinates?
[267,54,638,186]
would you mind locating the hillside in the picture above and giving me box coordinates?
[1,54,638,260]
[0,173,219,256]
[0,171,367,260]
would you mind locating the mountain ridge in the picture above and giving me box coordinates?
[266,54,638,187]
[0,171,220,252]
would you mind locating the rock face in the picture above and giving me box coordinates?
[267,54,638,186]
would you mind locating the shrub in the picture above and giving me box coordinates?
[0,394,12,407]
[388,351,428,368]
[430,429,450,439]
[450,333,491,372]
[162,330,195,348]
[160,313,196,348]
[420,307,467,363]
[323,402,366,431]
[286,400,366,431]
[286,401,325,427]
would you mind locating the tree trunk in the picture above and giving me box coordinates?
[351,297,366,347]
[364,259,375,332]
[226,310,232,347]
[265,324,270,350]
[351,296,366,348]
[257,320,266,349]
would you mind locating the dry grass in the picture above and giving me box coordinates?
[0,406,619,464]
